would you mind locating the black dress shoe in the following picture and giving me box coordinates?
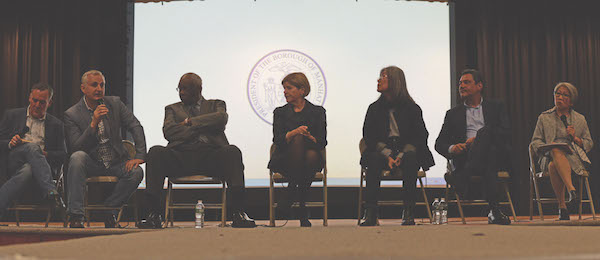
[297,206,312,227]
[488,208,511,225]
[558,208,570,221]
[567,190,578,203]
[138,213,164,229]
[359,208,378,226]
[231,211,256,228]
[401,206,415,226]
[104,214,121,228]
[69,215,85,228]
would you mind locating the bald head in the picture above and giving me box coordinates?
[178,73,203,105]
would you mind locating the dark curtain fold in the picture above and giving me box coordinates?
[0,0,132,118]
[455,0,600,212]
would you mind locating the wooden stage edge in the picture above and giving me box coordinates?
[0,214,598,247]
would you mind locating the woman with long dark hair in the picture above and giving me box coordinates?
[360,66,434,226]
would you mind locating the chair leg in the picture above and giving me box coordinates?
[116,206,124,223]
[532,176,544,221]
[579,176,584,220]
[419,177,432,223]
[163,181,172,228]
[45,209,52,228]
[85,184,90,227]
[502,182,518,222]
[323,169,328,227]
[269,171,275,227]
[221,182,227,227]
[529,174,534,221]
[15,210,20,227]
[583,176,596,220]
[357,169,364,225]
[450,184,466,224]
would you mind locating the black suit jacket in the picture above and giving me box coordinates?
[361,97,435,171]
[268,100,327,171]
[0,107,66,170]
[434,99,511,170]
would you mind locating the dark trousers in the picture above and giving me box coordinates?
[143,144,246,214]
[456,126,503,205]
[364,150,418,209]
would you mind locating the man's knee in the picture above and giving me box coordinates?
[148,145,168,160]
[21,142,43,154]
[128,167,144,184]
[69,151,89,166]
[223,145,243,158]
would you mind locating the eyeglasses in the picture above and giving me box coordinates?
[378,74,388,80]
[554,92,571,98]
[458,80,474,85]
[176,87,195,92]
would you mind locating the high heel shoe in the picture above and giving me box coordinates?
[558,208,570,221]
[567,190,577,203]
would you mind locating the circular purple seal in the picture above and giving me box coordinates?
[247,49,327,125]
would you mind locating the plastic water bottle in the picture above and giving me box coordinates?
[440,198,448,224]
[432,198,440,224]
[195,200,205,228]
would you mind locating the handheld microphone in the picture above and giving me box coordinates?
[97,98,105,105]
[18,126,30,137]
[560,115,572,141]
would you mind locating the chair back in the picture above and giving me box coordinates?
[122,140,136,160]
[359,138,366,156]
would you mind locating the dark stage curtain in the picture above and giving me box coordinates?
[0,0,132,118]
[454,0,600,212]
[0,0,132,181]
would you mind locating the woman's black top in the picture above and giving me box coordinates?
[268,100,327,172]
[361,96,435,171]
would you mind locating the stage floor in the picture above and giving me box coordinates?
[0,215,598,259]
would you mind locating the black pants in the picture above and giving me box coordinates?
[364,150,418,209]
[457,126,503,205]
[143,144,246,214]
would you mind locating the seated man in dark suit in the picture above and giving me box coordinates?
[435,69,512,225]
[64,70,146,228]
[138,72,256,228]
[0,83,66,219]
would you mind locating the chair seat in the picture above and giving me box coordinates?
[534,170,589,178]
[86,176,119,183]
[272,172,324,183]
[171,175,222,184]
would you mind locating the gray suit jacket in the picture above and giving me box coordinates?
[63,96,146,162]
[163,96,229,150]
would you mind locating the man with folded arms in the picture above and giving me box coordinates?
[138,72,256,228]
[435,69,512,225]
[0,83,66,219]
[64,70,146,228]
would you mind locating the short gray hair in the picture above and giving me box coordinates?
[554,82,578,105]
[81,70,105,85]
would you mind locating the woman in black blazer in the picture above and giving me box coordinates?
[268,72,327,227]
[360,66,435,226]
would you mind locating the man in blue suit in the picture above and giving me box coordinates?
[0,83,66,220]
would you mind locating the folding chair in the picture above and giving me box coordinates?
[164,175,227,228]
[357,139,432,224]
[528,143,596,220]
[83,140,137,227]
[444,160,517,224]
[269,144,328,227]
[9,164,66,227]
